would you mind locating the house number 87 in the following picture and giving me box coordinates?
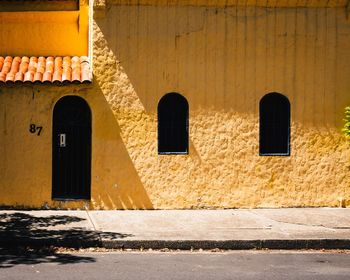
[29,124,43,136]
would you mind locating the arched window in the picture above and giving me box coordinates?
[259,92,290,156]
[158,92,189,154]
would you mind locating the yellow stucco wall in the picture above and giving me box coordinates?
[91,5,350,209]
[0,85,153,209]
[0,2,88,56]
[0,4,349,209]
[104,0,348,7]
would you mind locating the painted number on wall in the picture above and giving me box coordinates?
[29,124,43,136]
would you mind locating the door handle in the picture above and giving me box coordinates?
[59,133,66,147]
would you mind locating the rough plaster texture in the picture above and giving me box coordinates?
[91,5,350,209]
[0,4,349,209]
[104,0,349,8]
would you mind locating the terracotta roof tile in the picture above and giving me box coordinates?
[0,57,4,71]
[0,56,92,85]
[15,72,23,83]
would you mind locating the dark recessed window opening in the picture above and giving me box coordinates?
[158,92,189,154]
[259,92,290,156]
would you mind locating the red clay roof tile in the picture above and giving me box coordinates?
[15,72,23,83]
[0,56,92,85]
[6,72,15,83]
[34,72,42,83]
[52,71,62,85]
[42,72,52,84]
[24,71,34,83]
[0,57,4,71]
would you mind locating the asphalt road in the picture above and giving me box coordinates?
[0,251,349,280]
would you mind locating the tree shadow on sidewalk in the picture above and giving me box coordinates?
[0,212,133,268]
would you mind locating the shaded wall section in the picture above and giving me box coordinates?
[0,1,88,56]
[0,84,153,209]
[93,4,350,208]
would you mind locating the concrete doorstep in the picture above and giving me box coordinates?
[0,208,350,250]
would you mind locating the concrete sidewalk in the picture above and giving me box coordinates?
[1,208,350,250]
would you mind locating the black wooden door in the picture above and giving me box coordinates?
[52,96,91,200]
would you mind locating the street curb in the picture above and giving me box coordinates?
[100,239,350,250]
[1,238,350,250]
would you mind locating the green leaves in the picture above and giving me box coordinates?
[343,106,350,138]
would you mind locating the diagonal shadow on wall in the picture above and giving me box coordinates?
[88,85,154,209]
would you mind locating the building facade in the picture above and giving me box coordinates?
[0,0,349,209]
